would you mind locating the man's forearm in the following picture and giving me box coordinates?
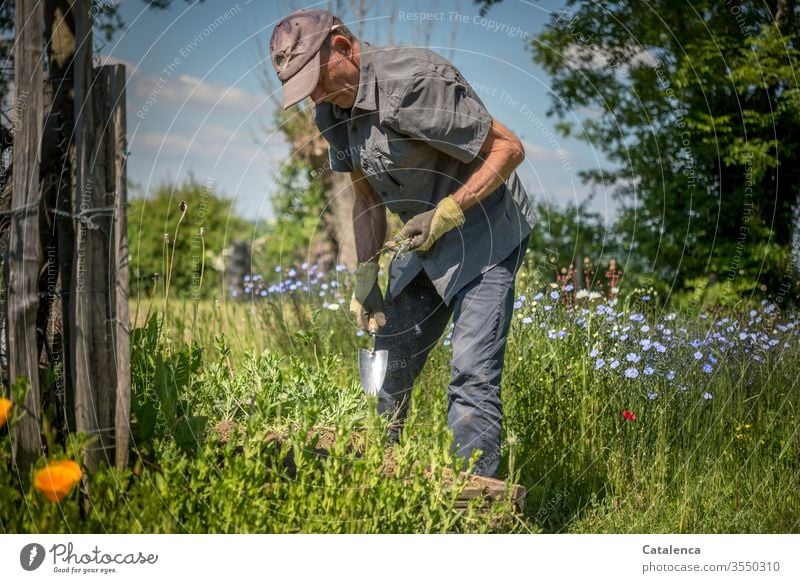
[450,119,525,212]
[351,169,387,264]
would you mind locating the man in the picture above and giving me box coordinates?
[270,9,535,478]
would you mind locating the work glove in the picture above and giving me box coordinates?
[350,262,387,332]
[392,195,465,253]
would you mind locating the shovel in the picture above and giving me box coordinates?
[357,241,408,396]
[358,323,388,396]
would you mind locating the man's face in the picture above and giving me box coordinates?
[309,36,359,109]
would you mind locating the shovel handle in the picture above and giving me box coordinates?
[367,322,379,351]
[367,318,379,335]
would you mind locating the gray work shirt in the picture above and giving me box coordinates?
[314,42,536,305]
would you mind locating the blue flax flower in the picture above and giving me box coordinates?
[625,367,639,379]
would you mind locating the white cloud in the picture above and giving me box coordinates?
[132,126,285,163]
[135,131,195,153]
[134,73,263,110]
[630,48,658,68]
[562,43,657,73]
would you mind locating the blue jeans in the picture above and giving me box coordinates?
[375,236,528,477]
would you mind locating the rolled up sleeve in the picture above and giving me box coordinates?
[314,104,354,173]
[387,63,492,164]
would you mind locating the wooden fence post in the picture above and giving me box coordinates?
[8,0,45,474]
[70,60,128,472]
[108,64,131,472]
[44,0,78,438]
[71,0,107,472]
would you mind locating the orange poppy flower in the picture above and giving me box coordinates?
[0,397,11,428]
[33,460,82,503]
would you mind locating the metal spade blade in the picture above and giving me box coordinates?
[359,331,387,396]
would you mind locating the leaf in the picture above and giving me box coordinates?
[175,416,208,452]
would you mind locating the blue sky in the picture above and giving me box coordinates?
[101,0,611,224]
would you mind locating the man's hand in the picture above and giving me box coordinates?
[350,262,387,332]
[393,195,465,253]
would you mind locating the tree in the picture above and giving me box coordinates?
[250,157,328,274]
[478,0,800,305]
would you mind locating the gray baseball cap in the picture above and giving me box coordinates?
[270,9,338,109]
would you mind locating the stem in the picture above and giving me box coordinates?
[190,228,205,342]
[145,274,159,331]
[161,201,188,345]
[10,399,42,426]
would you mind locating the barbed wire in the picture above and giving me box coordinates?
[48,205,116,230]
[0,200,38,218]
[0,202,118,229]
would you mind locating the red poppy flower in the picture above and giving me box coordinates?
[623,410,637,421]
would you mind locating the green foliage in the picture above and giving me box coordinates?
[501,293,800,532]
[128,176,252,299]
[2,332,516,533]
[130,313,206,456]
[3,261,800,532]
[529,1,800,304]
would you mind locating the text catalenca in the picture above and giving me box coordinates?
[642,545,701,555]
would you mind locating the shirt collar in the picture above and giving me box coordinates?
[331,41,377,119]
[352,41,377,112]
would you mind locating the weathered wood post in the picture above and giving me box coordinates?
[71,0,118,472]
[5,0,131,477]
[44,0,79,438]
[108,65,131,472]
[71,0,97,472]
[8,0,45,473]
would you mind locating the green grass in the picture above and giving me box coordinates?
[2,269,799,533]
